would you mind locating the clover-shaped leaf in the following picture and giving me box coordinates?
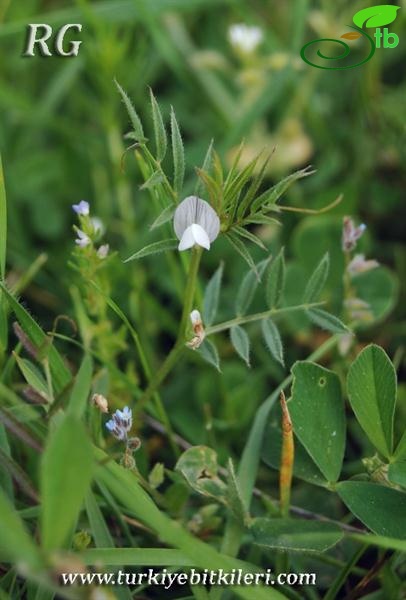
[353,5,400,29]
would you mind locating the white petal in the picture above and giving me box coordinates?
[178,224,210,251]
[191,223,210,249]
[174,196,220,243]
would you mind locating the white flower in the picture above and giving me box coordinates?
[97,244,109,259]
[105,406,132,441]
[173,196,220,251]
[342,217,366,252]
[72,200,90,216]
[347,254,379,276]
[75,229,91,248]
[228,24,263,54]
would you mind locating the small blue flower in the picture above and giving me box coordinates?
[72,200,90,216]
[105,406,132,441]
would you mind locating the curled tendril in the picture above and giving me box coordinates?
[300,26,375,70]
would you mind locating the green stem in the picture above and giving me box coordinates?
[136,247,202,414]
[206,301,324,335]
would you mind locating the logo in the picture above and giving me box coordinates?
[301,5,400,70]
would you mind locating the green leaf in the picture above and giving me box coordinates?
[235,258,270,316]
[388,462,406,489]
[170,107,185,197]
[266,247,285,308]
[353,5,400,28]
[226,458,249,524]
[303,253,329,303]
[197,339,221,371]
[232,225,267,251]
[14,355,49,401]
[85,490,114,547]
[82,547,194,566]
[225,233,258,277]
[175,446,226,502]
[261,319,284,367]
[230,325,250,367]
[0,488,42,569]
[0,283,72,394]
[41,414,94,551]
[203,263,223,326]
[307,308,349,334]
[140,170,165,190]
[150,205,175,230]
[262,424,327,487]
[251,166,314,212]
[394,430,406,462]
[68,354,93,418]
[149,88,167,162]
[289,362,345,483]
[195,139,214,197]
[251,518,343,553]
[115,79,145,142]
[348,532,406,553]
[0,155,6,280]
[124,239,178,262]
[347,344,396,458]
[337,481,406,539]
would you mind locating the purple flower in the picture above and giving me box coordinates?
[105,406,132,441]
[72,200,90,216]
[75,229,91,248]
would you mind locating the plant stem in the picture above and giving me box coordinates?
[206,301,324,335]
[136,246,202,414]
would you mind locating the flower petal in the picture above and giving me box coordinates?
[174,196,220,243]
[178,224,210,251]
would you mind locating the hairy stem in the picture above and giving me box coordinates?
[206,301,324,335]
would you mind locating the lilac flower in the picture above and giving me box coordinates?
[173,196,220,251]
[105,406,132,441]
[72,200,90,216]
[342,217,366,252]
[347,254,379,276]
[75,229,91,248]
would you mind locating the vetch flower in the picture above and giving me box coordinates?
[75,229,91,248]
[187,309,205,349]
[72,200,90,216]
[105,406,133,441]
[97,244,109,259]
[347,254,379,276]
[228,24,263,53]
[342,216,366,252]
[173,196,220,251]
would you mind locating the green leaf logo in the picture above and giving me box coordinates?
[353,5,400,29]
